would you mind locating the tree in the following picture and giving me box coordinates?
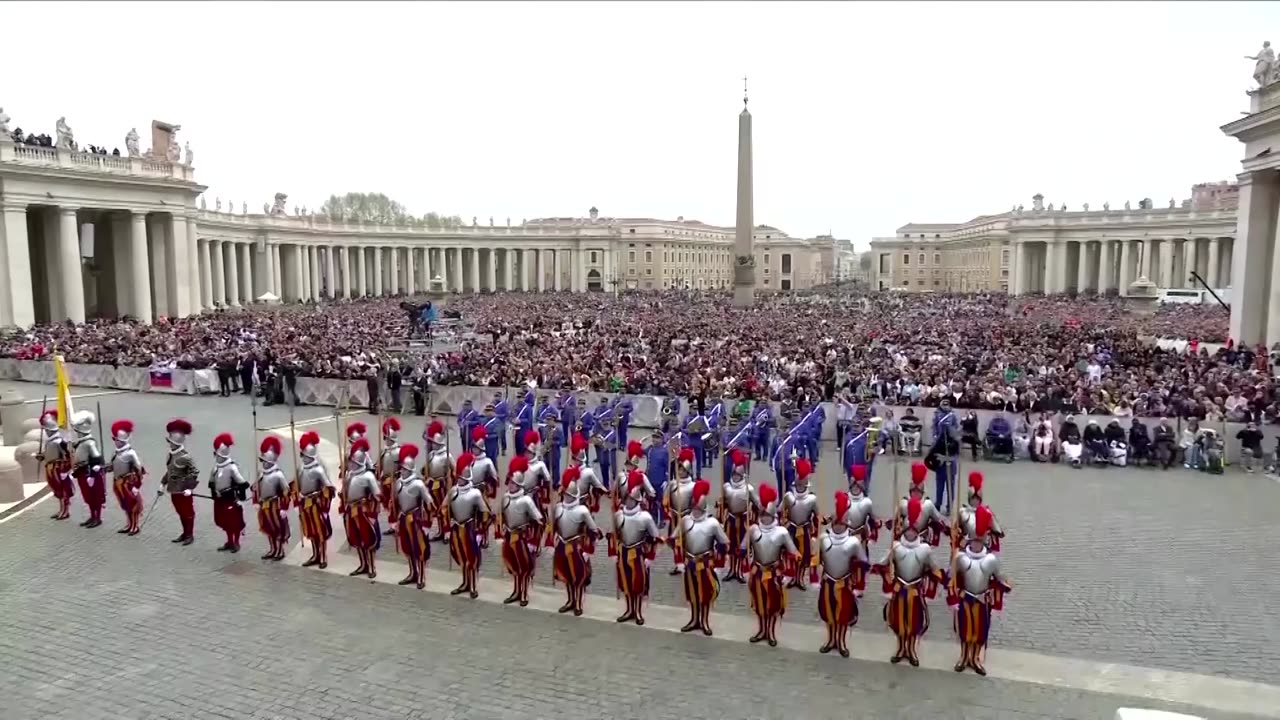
[422,212,464,228]
[320,192,409,224]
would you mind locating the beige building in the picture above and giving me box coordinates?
[527,209,847,291]
[870,183,1239,295]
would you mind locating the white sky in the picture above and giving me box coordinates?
[5,1,1276,249]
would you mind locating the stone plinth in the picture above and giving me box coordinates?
[14,441,39,484]
[1127,276,1160,315]
[0,389,26,445]
[0,456,21,503]
[23,429,41,444]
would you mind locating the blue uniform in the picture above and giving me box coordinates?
[617,398,633,443]
[645,438,670,526]
[661,398,682,435]
[705,403,724,469]
[493,396,510,455]
[598,427,618,489]
[842,428,879,492]
[801,405,825,464]
[513,394,535,456]
[457,401,478,447]
[770,432,798,495]
[751,405,774,461]
[681,413,708,479]
[559,393,578,437]
[482,413,502,460]
[592,400,614,465]
[541,423,564,483]
[932,408,960,512]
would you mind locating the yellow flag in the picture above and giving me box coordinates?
[54,353,75,429]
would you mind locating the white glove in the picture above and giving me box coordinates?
[131,487,141,497]
[279,509,287,519]
[86,475,95,488]
[182,490,192,497]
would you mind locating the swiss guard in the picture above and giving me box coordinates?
[783,457,821,590]
[345,421,368,454]
[663,447,697,574]
[393,443,433,589]
[897,462,949,546]
[844,464,880,546]
[378,417,402,535]
[159,418,199,546]
[209,432,249,552]
[947,504,1011,675]
[499,455,543,607]
[69,410,106,529]
[958,471,1004,552]
[252,436,290,560]
[618,440,654,512]
[609,469,660,625]
[38,410,73,521]
[107,419,145,536]
[679,479,728,636]
[569,433,606,513]
[423,420,453,541]
[295,430,335,569]
[719,447,756,584]
[522,428,553,516]
[469,425,499,501]
[819,491,870,657]
[446,452,490,598]
[551,465,599,617]
[873,496,946,667]
[747,483,797,647]
[343,437,382,578]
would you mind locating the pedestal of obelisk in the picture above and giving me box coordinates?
[732,88,756,307]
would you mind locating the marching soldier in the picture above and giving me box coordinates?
[551,465,599,617]
[378,417,402,535]
[644,429,670,527]
[209,433,250,553]
[930,398,961,513]
[782,457,821,590]
[69,410,106,529]
[393,443,433,589]
[446,452,490,598]
[818,491,870,658]
[159,418,199,545]
[106,419,145,535]
[469,426,499,501]
[873,497,946,667]
[522,429,553,517]
[482,402,503,460]
[492,392,510,456]
[896,462,949,546]
[719,447,757,583]
[343,438,382,578]
[595,414,619,498]
[746,483,798,647]
[38,410,73,521]
[513,391,535,457]
[843,464,880,546]
[678,479,728,636]
[253,436,291,560]
[540,413,564,484]
[948,504,1011,676]
[663,447,697,574]
[345,421,368,459]
[423,420,453,542]
[294,430,335,569]
[618,440,655,512]
[569,433,606,513]
[498,456,543,607]
[609,469,660,625]
[958,471,1005,552]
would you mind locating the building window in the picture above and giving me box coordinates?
[781,278,792,290]
[628,251,636,263]
[764,253,771,266]
[628,243,636,248]
[629,228,636,234]
[901,280,910,286]
[644,251,652,263]
[934,253,941,264]
[933,280,940,286]
[764,278,771,286]
[781,253,792,274]
[879,254,890,274]
[918,253,925,265]
[645,268,652,275]
[589,251,598,263]
[628,268,636,275]
[1001,269,1009,277]
[764,268,770,275]
[902,253,910,265]
[1002,249,1010,264]
[918,279,925,286]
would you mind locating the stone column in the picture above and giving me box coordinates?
[1008,242,1021,295]
[164,215,191,318]
[405,248,416,295]
[1075,242,1089,292]
[0,205,34,328]
[521,249,531,291]
[1097,240,1113,294]
[1117,240,1132,295]
[422,248,433,291]
[1140,239,1154,280]
[1043,241,1058,294]
[354,247,366,297]
[469,248,481,294]
[577,248,587,291]
[487,248,498,291]
[240,243,253,304]
[58,208,85,323]
[371,247,382,296]
[1206,238,1221,289]
[1158,239,1174,289]
[553,250,562,291]
[311,247,322,301]
[535,250,544,291]
[224,242,240,306]
[210,239,225,307]
[385,247,397,296]
[128,212,153,323]
[338,247,350,298]
[1184,239,1197,289]
[110,214,132,318]
[324,246,336,299]
[186,217,200,312]
[1268,204,1280,345]
[198,238,213,311]
[262,243,275,299]
[453,247,464,292]
[502,249,513,291]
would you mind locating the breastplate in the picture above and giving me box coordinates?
[380,445,400,476]
[751,524,789,566]
[73,437,97,466]
[346,471,376,501]
[788,491,817,525]
[892,541,932,583]
[821,533,865,579]
[298,462,328,495]
[957,552,997,594]
[682,516,718,556]
[845,494,873,531]
[472,456,497,485]
[449,486,482,523]
[42,433,66,460]
[396,477,427,512]
[259,469,287,499]
[555,504,588,539]
[503,494,537,529]
[899,497,938,532]
[212,462,239,492]
[111,448,138,476]
[615,508,655,545]
[723,481,753,514]
[578,466,603,493]
[426,450,451,479]
[671,480,694,515]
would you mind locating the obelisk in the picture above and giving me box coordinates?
[732,77,756,307]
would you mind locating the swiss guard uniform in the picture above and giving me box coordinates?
[498,456,543,607]
[209,433,250,553]
[107,419,145,535]
[719,447,757,584]
[343,438,382,578]
[38,410,73,521]
[615,440,654,513]
[663,447,697,574]
[393,443,433,589]
[522,429,553,517]
[294,430,335,569]
[378,418,402,536]
[782,458,821,590]
[69,410,106,528]
[569,433,606,513]
[958,471,1005,553]
[469,425,499,502]
[345,421,368,456]
[746,483,798,647]
[446,452,491,598]
[873,497,946,667]
[551,465,600,617]
[818,491,870,658]
[678,479,728,636]
[159,419,199,545]
[896,462,949,546]
[841,465,880,546]
[609,469,659,625]
[947,504,1011,675]
[253,436,291,560]
[423,421,454,541]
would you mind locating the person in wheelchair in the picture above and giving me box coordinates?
[1012,415,1032,459]
[1031,415,1057,462]
[1059,415,1084,467]
[984,414,1015,462]
[1152,418,1177,469]
[1082,420,1109,465]
[1127,418,1152,466]
[1198,428,1225,474]
[1104,419,1128,466]
[960,411,982,461]
[898,409,923,456]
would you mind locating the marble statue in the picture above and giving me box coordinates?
[167,129,181,162]
[271,192,288,216]
[1124,201,1131,211]
[201,196,207,211]
[184,141,193,166]
[0,107,10,136]
[489,216,494,227]
[1048,203,1055,212]
[1103,202,1110,211]
[242,201,247,215]
[215,198,222,212]
[1016,204,1023,213]
[506,217,511,227]
[1083,203,1090,212]
[55,116,75,150]
[1032,194,1044,212]
[1062,204,1068,212]
[472,216,478,227]
[263,202,270,214]
[1169,198,1176,209]
[125,128,140,157]
[1248,41,1276,87]
[301,205,307,216]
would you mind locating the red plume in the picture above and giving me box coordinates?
[41,409,59,424]
[426,420,444,439]
[678,447,695,465]
[299,430,320,451]
[349,437,371,456]
[455,452,475,475]
[382,417,401,434]
[398,444,420,464]
[346,421,367,438]
[259,436,282,457]
[795,458,813,480]
[834,491,851,521]
[627,440,644,460]
[730,447,749,468]
[561,465,581,492]
[691,479,711,507]
[968,471,984,495]
[111,419,134,437]
[212,432,234,450]
[571,433,588,455]
[507,455,529,480]
[626,469,645,495]
[471,426,488,445]
[165,418,193,435]
[910,462,927,485]
[757,483,777,509]
[907,497,922,527]
[850,464,867,482]
[974,504,993,539]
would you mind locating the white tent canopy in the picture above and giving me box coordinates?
[255,292,281,304]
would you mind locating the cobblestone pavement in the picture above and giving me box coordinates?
[4,381,1279,687]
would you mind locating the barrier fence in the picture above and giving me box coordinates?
[1,359,1274,465]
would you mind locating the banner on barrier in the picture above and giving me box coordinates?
[148,366,174,389]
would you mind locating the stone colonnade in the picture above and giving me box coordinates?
[1009,236,1234,296]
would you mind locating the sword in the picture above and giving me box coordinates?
[35,395,48,487]
[288,401,305,551]
[136,491,165,534]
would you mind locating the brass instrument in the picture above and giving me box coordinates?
[866,417,882,462]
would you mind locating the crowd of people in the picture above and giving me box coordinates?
[1,289,1276,424]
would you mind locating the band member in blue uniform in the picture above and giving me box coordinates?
[661,397,682,435]
[457,399,478,451]
[559,391,578,439]
[616,396,633,447]
[769,418,798,495]
[540,414,564,485]
[704,401,724,470]
[644,428,670,528]
[514,390,535,457]
[800,403,825,465]
[493,391,510,456]
[752,402,774,461]
[596,413,619,495]
[681,407,709,479]
[930,399,961,514]
[482,403,502,461]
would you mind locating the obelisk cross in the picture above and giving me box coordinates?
[743,76,749,106]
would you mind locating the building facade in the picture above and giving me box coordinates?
[870,186,1239,296]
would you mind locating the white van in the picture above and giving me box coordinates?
[1158,288,1205,305]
